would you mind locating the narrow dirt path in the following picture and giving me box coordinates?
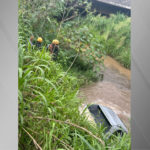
[78,56,131,129]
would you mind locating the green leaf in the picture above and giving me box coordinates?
[89,34,93,38]
[18,68,23,78]
[28,77,59,95]
[77,134,95,150]
[34,66,45,78]
[33,89,48,107]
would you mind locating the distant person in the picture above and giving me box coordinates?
[26,35,35,51]
[28,35,34,46]
[48,39,59,61]
[36,37,43,49]
[26,35,34,51]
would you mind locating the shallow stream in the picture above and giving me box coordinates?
[78,56,131,129]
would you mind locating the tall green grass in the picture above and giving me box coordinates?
[90,13,131,69]
[18,43,131,149]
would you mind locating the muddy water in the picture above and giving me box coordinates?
[79,56,131,129]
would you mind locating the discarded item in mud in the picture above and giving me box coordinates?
[87,104,128,139]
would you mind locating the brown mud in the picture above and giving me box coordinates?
[78,56,131,129]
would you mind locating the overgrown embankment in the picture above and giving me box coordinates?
[18,0,131,149]
[71,13,131,69]
[94,13,131,69]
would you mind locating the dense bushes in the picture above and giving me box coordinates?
[93,13,131,69]
[64,13,131,69]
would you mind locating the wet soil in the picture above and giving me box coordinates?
[78,56,131,129]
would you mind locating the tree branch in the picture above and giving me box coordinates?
[33,117,105,146]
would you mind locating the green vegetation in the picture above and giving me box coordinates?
[71,12,131,69]
[93,13,131,69]
[18,0,131,149]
